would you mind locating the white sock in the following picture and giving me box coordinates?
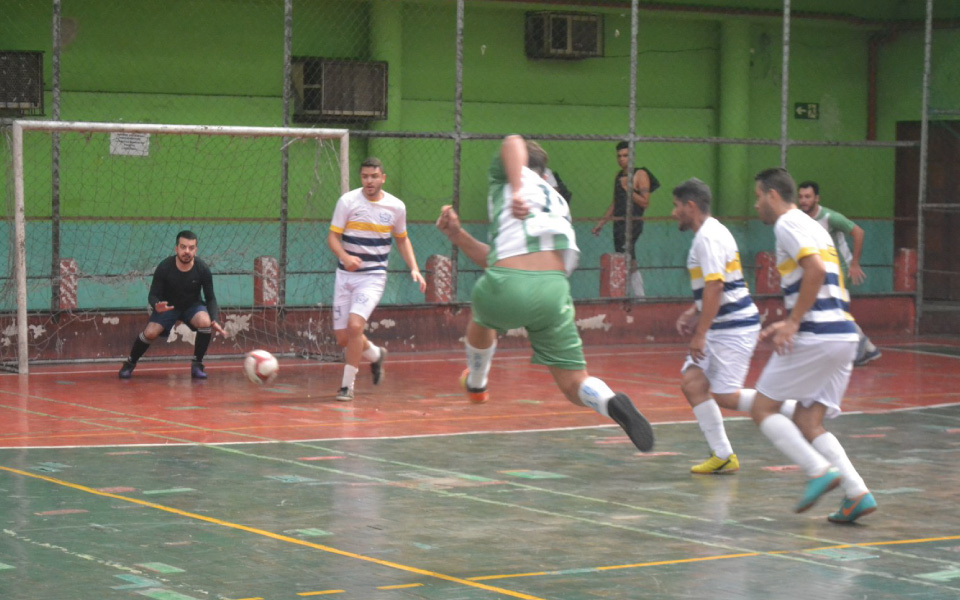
[737,388,756,413]
[758,414,831,478]
[362,344,381,363]
[341,364,359,390]
[812,432,868,498]
[693,400,733,459]
[780,400,797,419]
[578,376,615,417]
[738,389,796,419]
[465,340,496,390]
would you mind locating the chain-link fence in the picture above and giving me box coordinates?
[2,0,957,367]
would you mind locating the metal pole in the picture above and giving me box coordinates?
[780,0,792,168]
[449,0,465,300]
[12,122,29,374]
[51,0,62,311]
[279,0,293,308]
[916,0,934,332]
[624,0,639,294]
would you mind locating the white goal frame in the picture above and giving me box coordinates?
[9,120,350,374]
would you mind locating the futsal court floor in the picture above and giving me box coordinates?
[2,335,960,600]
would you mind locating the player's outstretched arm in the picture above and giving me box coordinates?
[394,235,426,293]
[436,205,488,269]
[848,224,866,285]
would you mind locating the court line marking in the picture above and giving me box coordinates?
[5,401,960,594]
[5,465,960,596]
[0,465,548,600]
[5,379,960,583]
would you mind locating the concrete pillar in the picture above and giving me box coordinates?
[254,256,279,306]
[59,258,78,310]
[600,253,628,298]
[718,20,752,216]
[425,255,453,303]
[369,0,403,191]
[754,251,780,294]
[894,248,917,292]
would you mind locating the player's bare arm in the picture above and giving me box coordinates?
[690,279,723,361]
[395,235,426,293]
[676,304,699,336]
[632,169,651,210]
[848,224,866,285]
[436,205,489,269]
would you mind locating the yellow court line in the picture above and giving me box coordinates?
[378,583,424,590]
[297,591,344,596]
[0,466,548,600]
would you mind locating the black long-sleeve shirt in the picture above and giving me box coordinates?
[147,256,220,322]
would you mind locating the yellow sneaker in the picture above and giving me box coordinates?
[691,452,740,474]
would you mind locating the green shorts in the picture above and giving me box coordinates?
[471,267,586,370]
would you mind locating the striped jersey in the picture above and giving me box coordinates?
[687,217,760,330]
[329,188,408,273]
[774,208,858,340]
[486,155,580,275]
[810,205,855,267]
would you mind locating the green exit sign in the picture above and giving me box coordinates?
[795,103,820,120]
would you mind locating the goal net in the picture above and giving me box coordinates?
[1,121,349,373]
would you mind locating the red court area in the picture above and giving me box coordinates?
[2,337,959,449]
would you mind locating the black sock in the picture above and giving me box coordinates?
[128,333,152,364]
[194,328,212,364]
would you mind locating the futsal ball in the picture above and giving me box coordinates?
[244,350,279,384]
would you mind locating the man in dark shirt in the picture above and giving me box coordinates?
[118,230,225,379]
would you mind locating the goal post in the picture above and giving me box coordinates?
[3,120,350,374]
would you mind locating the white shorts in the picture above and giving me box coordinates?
[681,325,759,394]
[756,336,857,419]
[332,270,387,330]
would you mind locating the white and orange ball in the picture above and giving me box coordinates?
[243,350,279,384]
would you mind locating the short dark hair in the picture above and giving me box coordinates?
[616,141,630,152]
[526,140,549,176]
[672,178,712,214]
[798,180,819,195]
[176,230,197,244]
[360,157,384,172]
[755,167,797,203]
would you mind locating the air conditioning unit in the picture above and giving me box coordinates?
[0,51,44,116]
[525,12,604,60]
[292,57,388,122]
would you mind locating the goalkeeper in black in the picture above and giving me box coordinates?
[118,230,226,379]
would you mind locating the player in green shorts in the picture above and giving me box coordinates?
[435,135,654,453]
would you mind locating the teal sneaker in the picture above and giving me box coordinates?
[795,467,841,513]
[828,492,877,523]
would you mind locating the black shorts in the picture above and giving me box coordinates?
[613,220,644,260]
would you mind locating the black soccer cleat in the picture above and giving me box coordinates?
[118,361,135,379]
[608,393,655,452]
[371,346,387,385]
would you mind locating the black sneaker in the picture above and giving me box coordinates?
[370,346,387,385]
[191,361,207,380]
[608,393,654,452]
[118,361,135,379]
[336,386,354,402]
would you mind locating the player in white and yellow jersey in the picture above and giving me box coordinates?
[673,178,761,474]
[435,135,654,454]
[748,167,876,523]
[327,157,426,402]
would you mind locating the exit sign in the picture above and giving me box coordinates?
[795,103,820,120]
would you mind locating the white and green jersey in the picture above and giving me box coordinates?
[810,205,855,267]
[485,155,580,275]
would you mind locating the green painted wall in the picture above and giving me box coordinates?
[4,0,959,309]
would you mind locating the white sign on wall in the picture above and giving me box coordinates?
[109,132,151,156]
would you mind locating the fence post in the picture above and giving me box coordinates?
[754,251,780,294]
[600,253,628,298]
[894,248,917,292]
